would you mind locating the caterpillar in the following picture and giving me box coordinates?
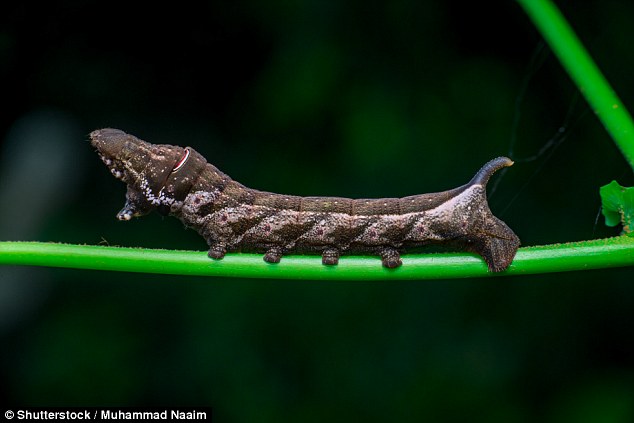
[90,128,520,272]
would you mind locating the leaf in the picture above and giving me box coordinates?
[600,180,634,235]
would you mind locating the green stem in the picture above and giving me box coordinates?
[1,238,633,280]
[517,0,634,170]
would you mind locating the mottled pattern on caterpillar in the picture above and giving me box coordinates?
[90,128,520,271]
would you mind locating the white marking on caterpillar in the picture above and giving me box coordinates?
[172,148,190,173]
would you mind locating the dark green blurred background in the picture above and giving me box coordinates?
[1,0,633,421]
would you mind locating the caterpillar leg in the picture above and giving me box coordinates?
[117,186,153,220]
[470,217,521,272]
[379,247,402,269]
[263,247,283,264]
[471,233,520,272]
[207,243,227,260]
[322,248,340,265]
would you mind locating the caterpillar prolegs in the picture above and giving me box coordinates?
[91,129,520,272]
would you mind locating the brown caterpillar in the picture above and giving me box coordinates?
[90,128,520,271]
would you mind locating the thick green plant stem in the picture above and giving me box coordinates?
[517,0,634,170]
[1,238,633,280]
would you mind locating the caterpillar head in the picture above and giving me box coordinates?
[90,128,193,220]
